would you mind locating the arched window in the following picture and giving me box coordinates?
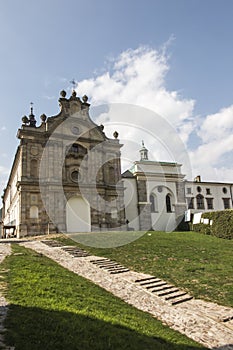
[30,159,38,178]
[68,143,87,156]
[30,206,39,219]
[150,194,158,212]
[70,144,79,153]
[196,194,205,209]
[166,194,172,213]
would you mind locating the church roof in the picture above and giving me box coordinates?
[121,170,134,178]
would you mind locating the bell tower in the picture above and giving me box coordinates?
[139,141,148,161]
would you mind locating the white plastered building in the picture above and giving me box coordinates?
[122,143,187,232]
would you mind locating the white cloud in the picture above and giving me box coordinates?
[190,137,233,166]
[78,46,195,130]
[190,106,233,181]
[76,45,232,183]
[198,105,233,142]
[77,46,195,176]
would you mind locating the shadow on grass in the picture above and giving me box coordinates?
[4,304,206,350]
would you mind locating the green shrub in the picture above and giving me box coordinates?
[193,223,211,235]
[193,210,233,239]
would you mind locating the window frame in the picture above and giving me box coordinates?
[196,194,205,210]
[206,197,214,210]
[166,193,172,213]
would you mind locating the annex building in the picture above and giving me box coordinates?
[1,90,233,238]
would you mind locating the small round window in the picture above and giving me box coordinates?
[71,170,79,182]
[223,187,227,194]
[197,186,202,192]
[157,186,163,193]
[71,126,80,135]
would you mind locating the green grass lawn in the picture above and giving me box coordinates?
[0,244,205,350]
[55,231,233,307]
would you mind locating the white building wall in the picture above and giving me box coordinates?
[147,180,177,232]
[122,178,140,230]
[123,160,184,232]
[185,181,233,212]
[2,155,21,236]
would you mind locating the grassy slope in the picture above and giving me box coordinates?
[55,231,233,307]
[1,244,205,350]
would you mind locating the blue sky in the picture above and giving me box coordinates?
[1,0,233,193]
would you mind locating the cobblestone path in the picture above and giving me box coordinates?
[18,240,233,350]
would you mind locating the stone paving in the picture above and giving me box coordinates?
[18,240,233,350]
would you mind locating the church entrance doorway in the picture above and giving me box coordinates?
[66,196,91,232]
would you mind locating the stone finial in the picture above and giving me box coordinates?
[60,90,66,98]
[82,95,88,103]
[28,102,36,127]
[29,114,36,127]
[22,115,29,125]
[40,114,47,123]
[113,131,119,139]
[72,90,77,97]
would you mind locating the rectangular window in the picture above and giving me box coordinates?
[187,187,192,194]
[206,188,211,195]
[206,198,214,210]
[223,198,230,209]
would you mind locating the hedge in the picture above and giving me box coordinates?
[193,210,233,239]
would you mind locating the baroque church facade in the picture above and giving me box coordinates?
[1,90,126,237]
[1,90,233,238]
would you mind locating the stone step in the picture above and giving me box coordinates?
[139,279,162,286]
[110,269,130,274]
[62,248,85,252]
[165,291,188,300]
[157,288,180,296]
[171,296,193,305]
[152,285,178,294]
[98,263,120,268]
[147,282,167,289]
[91,259,129,274]
[41,240,63,247]
[107,266,126,271]
[134,275,193,306]
[135,276,158,283]
[71,253,89,257]
[61,247,90,257]
[91,259,111,264]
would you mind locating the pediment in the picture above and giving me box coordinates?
[46,112,107,143]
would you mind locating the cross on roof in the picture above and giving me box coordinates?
[70,79,77,90]
[30,102,34,115]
